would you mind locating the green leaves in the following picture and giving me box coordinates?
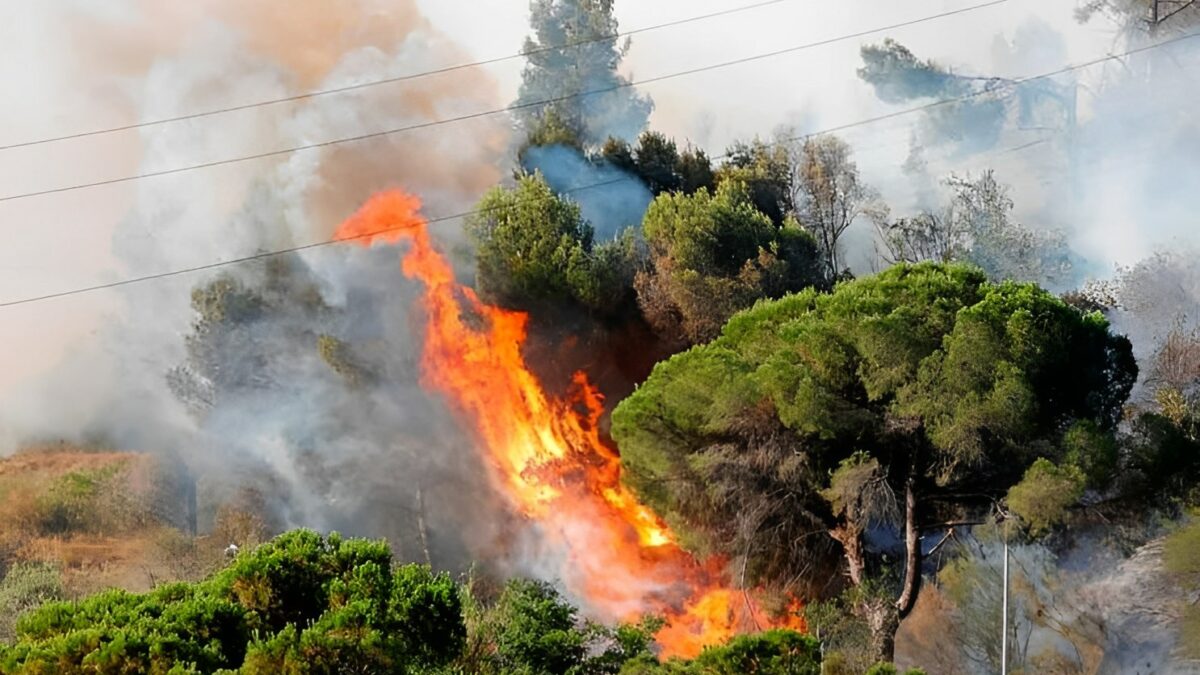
[514,0,652,146]
[468,174,592,305]
[1005,459,1086,536]
[637,181,821,344]
[467,173,636,316]
[613,262,1136,588]
[621,630,820,675]
[1,531,465,674]
[0,563,63,643]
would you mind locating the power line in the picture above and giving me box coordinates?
[3,31,1196,310]
[768,30,1198,148]
[0,0,795,152]
[0,177,623,308]
[0,0,1008,205]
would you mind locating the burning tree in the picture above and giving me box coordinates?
[611,262,1137,662]
[335,190,809,658]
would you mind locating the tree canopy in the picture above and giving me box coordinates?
[635,180,822,345]
[514,0,652,146]
[599,132,716,197]
[466,173,636,315]
[612,262,1137,662]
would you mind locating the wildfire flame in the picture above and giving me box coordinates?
[335,190,803,658]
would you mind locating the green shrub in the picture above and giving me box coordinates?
[1,530,464,673]
[0,562,63,643]
[1006,459,1086,536]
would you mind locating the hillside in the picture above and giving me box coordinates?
[0,445,251,640]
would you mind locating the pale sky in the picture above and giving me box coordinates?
[0,0,1133,397]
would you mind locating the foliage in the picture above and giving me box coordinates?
[526,108,586,152]
[514,0,652,146]
[0,528,926,674]
[794,135,875,284]
[864,664,926,675]
[946,172,1072,287]
[936,536,1108,673]
[857,39,969,104]
[874,211,968,266]
[467,173,636,315]
[1123,388,1200,498]
[0,563,63,643]
[873,171,1073,288]
[612,262,1136,660]
[317,334,370,387]
[1076,0,1200,32]
[803,595,877,673]
[857,39,1007,153]
[599,133,715,197]
[1005,459,1086,536]
[1061,419,1118,488]
[628,132,682,195]
[167,260,333,418]
[0,530,464,673]
[718,138,795,226]
[22,464,145,537]
[1164,516,1200,583]
[1164,511,1200,661]
[454,577,659,675]
[636,180,821,345]
[621,630,820,675]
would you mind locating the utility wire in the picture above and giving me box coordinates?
[2,30,1196,309]
[0,177,623,308]
[0,0,796,152]
[766,30,1197,148]
[0,0,1008,205]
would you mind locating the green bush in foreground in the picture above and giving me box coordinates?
[0,530,918,674]
[0,530,463,674]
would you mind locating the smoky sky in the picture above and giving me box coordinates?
[0,4,1198,658]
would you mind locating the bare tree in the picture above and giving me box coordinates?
[1077,0,1200,34]
[873,208,969,265]
[795,135,873,283]
[1145,320,1200,397]
[872,170,1073,288]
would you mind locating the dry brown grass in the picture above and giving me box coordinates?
[0,445,271,604]
[0,448,140,560]
[0,446,205,599]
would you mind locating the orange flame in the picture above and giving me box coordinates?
[335,191,803,658]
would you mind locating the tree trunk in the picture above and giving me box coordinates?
[863,597,900,664]
[895,460,921,618]
[871,451,922,664]
[830,524,866,586]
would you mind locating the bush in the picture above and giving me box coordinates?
[636,180,821,345]
[32,465,137,536]
[1006,459,1086,536]
[467,173,637,315]
[0,562,63,643]
[621,630,820,674]
[0,530,464,673]
[864,664,926,675]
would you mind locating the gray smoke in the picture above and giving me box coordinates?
[0,0,519,572]
[522,144,652,240]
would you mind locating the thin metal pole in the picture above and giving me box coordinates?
[1001,518,1009,675]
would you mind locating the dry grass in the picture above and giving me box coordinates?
[0,447,204,599]
[0,445,270,607]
